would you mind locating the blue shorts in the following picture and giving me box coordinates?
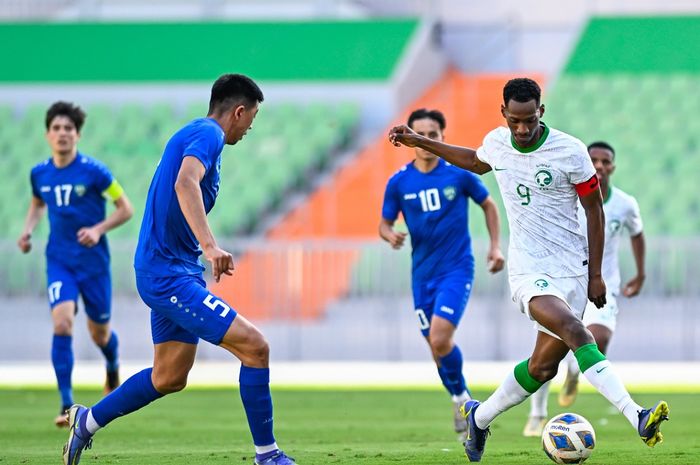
[412,273,473,337]
[136,274,238,346]
[46,260,112,324]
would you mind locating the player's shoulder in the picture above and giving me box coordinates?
[387,162,413,183]
[547,126,588,153]
[611,186,639,209]
[482,126,510,144]
[76,153,111,173]
[30,158,52,175]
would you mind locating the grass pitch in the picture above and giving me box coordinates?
[1,387,697,464]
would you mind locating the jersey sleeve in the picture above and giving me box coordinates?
[183,124,220,171]
[475,130,497,165]
[30,168,40,198]
[381,176,401,221]
[93,160,115,193]
[625,197,644,236]
[568,142,597,185]
[461,170,489,204]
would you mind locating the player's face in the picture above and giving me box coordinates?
[410,117,443,161]
[501,99,544,147]
[45,115,80,155]
[589,147,615,184]
[225,102,259,145]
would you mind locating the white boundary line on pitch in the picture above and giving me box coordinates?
[2,361,700,390]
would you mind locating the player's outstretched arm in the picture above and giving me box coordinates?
[388,125,492,174]
[379,218,407,250]
[478,196,505,273]
[623,232,646,297]
[579,181,606,308]
[175,156,234,282]
[17,196,46,253]
[77,189,134,247]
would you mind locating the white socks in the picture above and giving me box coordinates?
[581,360,641,428]
[474,370,530,429]
[529,380,550,418]
[452,391,471,405]
[85,409,102,435]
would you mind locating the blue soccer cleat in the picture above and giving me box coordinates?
[62,404,93,465]
[255,450,297,465]
[460,400,490,462]
[637,400,669,447]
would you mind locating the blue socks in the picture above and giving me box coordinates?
[240,366,275,447]
[90,368,163,428]
[438,345,468,396]
[99,331,119,373]
[51,334,74,409]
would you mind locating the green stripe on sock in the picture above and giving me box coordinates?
[513,359,543,394]
[574,343,607,373]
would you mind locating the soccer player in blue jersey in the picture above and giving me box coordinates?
[62,74,296,465]
[380,108,504,441]
[18,101,133,428]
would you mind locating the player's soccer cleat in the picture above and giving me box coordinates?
[558,371,579,407]
[460,400,490,462]
[255,450,297,464]
[637,400,669,447]
[522,415,546,437]
[55,407,70,428]
[62,404,93,465]
[454,400,468,442]
[103,368,120,395]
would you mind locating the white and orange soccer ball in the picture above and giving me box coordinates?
[541,413,596,464]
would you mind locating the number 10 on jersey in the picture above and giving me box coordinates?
[418,188,441,212]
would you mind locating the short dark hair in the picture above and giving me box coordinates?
[407,108,446,130]
[208,73,264,114]
[45,101,86,132]
[588,141,616,160]
[503,78,541,106]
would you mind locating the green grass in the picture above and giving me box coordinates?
[1,388,697,464]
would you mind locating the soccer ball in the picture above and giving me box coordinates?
[541,413,596,464]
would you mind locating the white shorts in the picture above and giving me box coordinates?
[582,293,618,332]
[509,273,588,339]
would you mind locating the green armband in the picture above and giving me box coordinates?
[103,180,124,202]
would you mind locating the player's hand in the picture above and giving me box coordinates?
[622,274,645,298]
[17,233,32,253]
[204,245,235,282]
[386,231,407,250]
[77,227,102,247]
[388,125,421,147]
[486,247,505,273]
[588,275,607,309]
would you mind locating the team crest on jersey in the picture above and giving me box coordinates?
[534,278,549,290]
[534,169,553,188]
[609,219,622,234]
[74,184,86,197]
[443,186,457,201]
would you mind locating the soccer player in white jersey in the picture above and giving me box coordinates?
[523,141,646,436]
[388,78,668,462]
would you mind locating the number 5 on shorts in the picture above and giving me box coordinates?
[203,294,231,317]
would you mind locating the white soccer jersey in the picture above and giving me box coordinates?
[476,124,596,278]
[577,186,643,293]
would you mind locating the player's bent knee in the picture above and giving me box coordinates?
[429,337,452,358]
[152,374,188,394]
[528,359,559,383]
[53,319,73,336]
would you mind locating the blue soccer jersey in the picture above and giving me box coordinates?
[381,159,489,282]
[30,153,115,276]
[134,118,225,277]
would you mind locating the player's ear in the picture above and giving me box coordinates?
[500,104,506,118]
[233,104,246,120]
[538,104,545,118]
